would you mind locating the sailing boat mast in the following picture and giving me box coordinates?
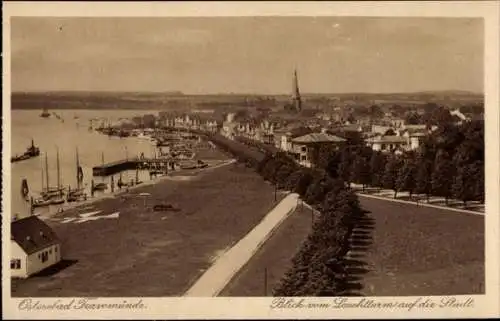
[56,147,61,193]
[45,152,49,192]
[76,147,80,189]
[40,152,45,192]
[101,151,105,182]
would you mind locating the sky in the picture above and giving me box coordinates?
[10,17,484,94]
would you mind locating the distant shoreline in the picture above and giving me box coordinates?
[10,90,484,97]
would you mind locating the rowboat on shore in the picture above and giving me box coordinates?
[32,199,52,208]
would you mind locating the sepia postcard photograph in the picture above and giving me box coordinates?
[2,1,499,319]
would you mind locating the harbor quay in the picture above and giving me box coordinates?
[92,158,177,176]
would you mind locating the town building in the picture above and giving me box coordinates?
[221,113,238,140]
[11,216,61,278]
[365,135,408,153]
[290,132,346,168]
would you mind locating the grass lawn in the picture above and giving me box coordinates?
[220,202,314,296]
[220,194,484,297]
[356,197,484,296]
[11,162,284,297]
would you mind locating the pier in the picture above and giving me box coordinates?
[92,158,175,176]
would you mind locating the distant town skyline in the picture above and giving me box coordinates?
[11,17,484,94]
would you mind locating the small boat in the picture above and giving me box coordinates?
[11,139,40,163]
[50,197,65,205]
[41,188,65,199]
[93,182,108,191]
[40,108,50,118]
[137,132,151,140]
[118,130,130,138]
[67,192,87,202]
[32,198,52,208]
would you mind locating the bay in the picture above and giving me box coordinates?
[10,109,160,218]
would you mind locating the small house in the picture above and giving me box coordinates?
[11,216,61,278]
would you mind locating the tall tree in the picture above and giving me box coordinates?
[369,151,386,190]
[452,163,475,206]
[382,155,402,198]
[396,158,417,200]
[350,155,371,191]
[295,170,314,197]
[337,147,353,187]
[415,157,433,202]
[431,149,454,205]
[472,161,485,203]
[275,164,293,187]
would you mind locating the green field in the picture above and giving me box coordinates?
[12,163,285,297]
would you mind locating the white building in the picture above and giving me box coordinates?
[11,216,62,278]
[365,135,408,153]
[221,113,237,140]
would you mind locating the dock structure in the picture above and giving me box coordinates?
[92,158,175,176]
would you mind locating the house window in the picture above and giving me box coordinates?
[381,143,386,150]
[55,246,58,253]
[301,155,307,161]
[301,146,307,152]
[10,259,21,270]
[49,249,52,254]
[40,251,49,263]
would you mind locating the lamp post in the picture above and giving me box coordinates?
[264,267,268,296]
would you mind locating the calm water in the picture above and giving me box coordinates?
[10,109,162,218]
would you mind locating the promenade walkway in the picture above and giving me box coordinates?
[350,183,484,215]
[184,193,299,297]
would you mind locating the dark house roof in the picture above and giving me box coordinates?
[292,133,346,144]
[11,216,60,255]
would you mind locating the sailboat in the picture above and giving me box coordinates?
[32,153,53,208]
[49,147,65,205]
[39,152,64,199]
[93,151,108,191]
[11,139,41,163]
[67,147,87,202]
[40,108,51,118]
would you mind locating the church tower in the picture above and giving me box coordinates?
[292,69,302,112]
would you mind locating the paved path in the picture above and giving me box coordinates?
[184,193,299,297]
[350,183,484,215]
[356,193,484,216]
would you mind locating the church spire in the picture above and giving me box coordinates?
[292,69,302,112]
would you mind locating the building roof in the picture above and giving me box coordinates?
[365,135,407,144]
[403,124,427,130]
[11,216,60,255]
[287,126,314,138]
[292,132,346,144]
[328,124,363,132]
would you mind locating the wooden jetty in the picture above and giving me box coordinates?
[92,157,175,176]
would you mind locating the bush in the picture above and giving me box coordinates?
[273,180,360,296]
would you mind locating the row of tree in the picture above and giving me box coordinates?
[317,119,484,205]
[256,153,362,296]
[208,134,365,296]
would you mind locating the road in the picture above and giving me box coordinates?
[184,193,300,297]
